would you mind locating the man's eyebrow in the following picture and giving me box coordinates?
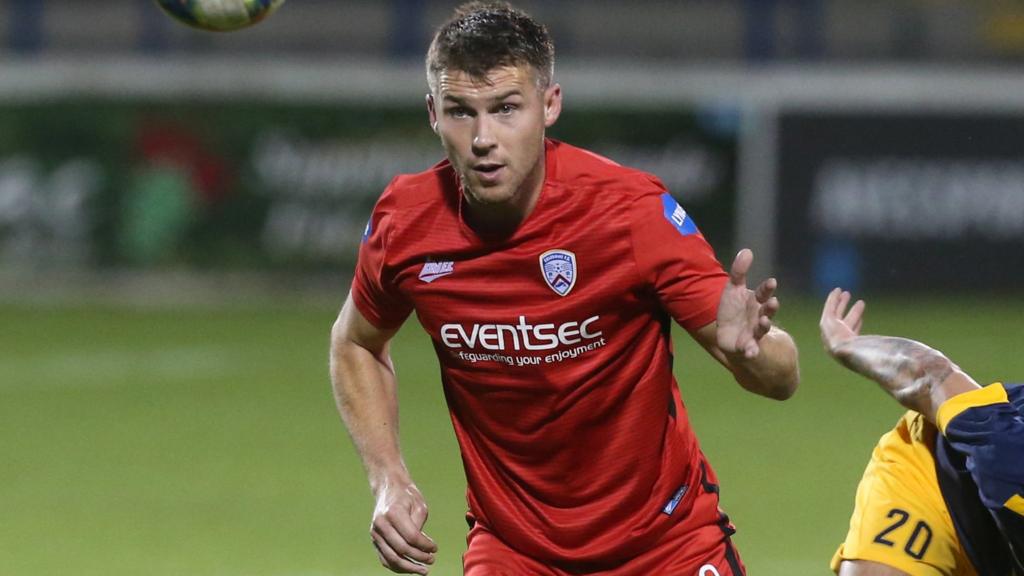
[488,89,523,101]
[441,94,468,105]
[441,89,523,105]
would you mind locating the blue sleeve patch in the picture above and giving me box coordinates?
[662,484,688,515]
[361,218,373,243]
[660,193,699,236]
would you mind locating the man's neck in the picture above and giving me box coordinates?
[464,159,545,237]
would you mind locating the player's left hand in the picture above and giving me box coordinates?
[716,249,779,359]
[819,287,866,355]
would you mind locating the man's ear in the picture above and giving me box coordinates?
[543,83,562,128]
[426,94,439,133]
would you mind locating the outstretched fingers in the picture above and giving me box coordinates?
[729,248,754,287]
[845,298,866,335]
[823,288,855,322]
[819,288,845,347]
[835,290,851,319]
[821,287,841,323]
[755,277,777,304]
[828,288,866,331]
[755,296,779,339]
[820,287,869,353]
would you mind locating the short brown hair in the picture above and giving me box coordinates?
[425,2,555,93]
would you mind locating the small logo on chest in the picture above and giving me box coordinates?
[419,260,455,283]
[539,249,577,296]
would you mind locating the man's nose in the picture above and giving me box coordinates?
[472,117,497,154]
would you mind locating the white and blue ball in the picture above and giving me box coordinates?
[155,0,286,32]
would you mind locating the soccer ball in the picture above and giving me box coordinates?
[154,0,286,32]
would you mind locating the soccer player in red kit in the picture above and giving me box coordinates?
[330,3,800,575]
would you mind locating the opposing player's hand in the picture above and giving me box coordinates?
[716,249,780,359]
[819,287,866,355]
[370,477,437,574]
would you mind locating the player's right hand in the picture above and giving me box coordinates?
[370,478,437,574]
[716,248,781,359]
[819,287,866,355]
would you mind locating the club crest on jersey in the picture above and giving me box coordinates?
[539,249,577,297]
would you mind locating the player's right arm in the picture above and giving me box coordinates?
[330,293,437,575]
[819,288,980,423]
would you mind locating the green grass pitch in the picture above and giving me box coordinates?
[1,296,1021,575]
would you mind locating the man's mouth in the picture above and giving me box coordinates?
[473,163,505,183]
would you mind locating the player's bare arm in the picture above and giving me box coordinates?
[837,559,912,576]
[694,248,799,400]
[330,294,437,574]
[819,288,981,423]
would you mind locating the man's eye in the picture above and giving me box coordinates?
[448,108,470,118]
[498,104,517,115]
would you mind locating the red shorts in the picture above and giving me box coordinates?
[462,473,746,576]
[464,520,744,576]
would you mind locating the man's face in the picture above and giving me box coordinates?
[428,65,561,211]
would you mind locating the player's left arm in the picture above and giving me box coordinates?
[692,248,799,400]
[821,289,1024,554]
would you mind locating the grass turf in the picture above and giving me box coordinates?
[1,296,1021,575]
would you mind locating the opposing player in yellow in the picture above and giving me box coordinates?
[820,288,1024,575]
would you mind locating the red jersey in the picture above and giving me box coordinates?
[352,139,730,565]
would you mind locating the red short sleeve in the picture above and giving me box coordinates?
[350,201,413,330]
[630,192,728,332]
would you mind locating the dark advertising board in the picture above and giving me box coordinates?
[0,100,736,271]
[776,110,1024,293]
